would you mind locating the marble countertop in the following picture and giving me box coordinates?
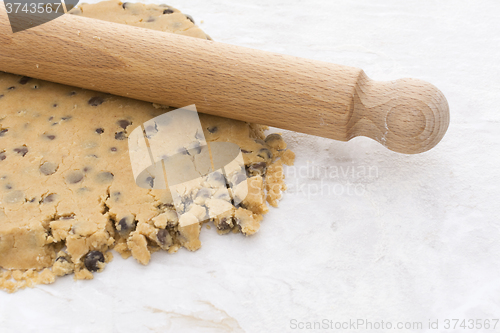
[1,0,499,332]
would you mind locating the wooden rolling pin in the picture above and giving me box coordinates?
[0,5,449,154]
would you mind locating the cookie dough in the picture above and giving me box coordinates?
[0,0,295,293]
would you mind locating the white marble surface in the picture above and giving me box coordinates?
[2,0,500,332]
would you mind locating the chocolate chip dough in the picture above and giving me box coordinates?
[0,0,294,293]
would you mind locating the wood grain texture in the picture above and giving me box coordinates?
[0,3,449,154]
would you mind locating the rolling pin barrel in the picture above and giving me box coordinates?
[0,4,449,154]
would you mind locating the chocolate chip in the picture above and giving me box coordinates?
[5,190,24,203]
[145,176,154,188]
[147,17,155,22]
[247,162,267,176]
[45,134,56,140]
[66,170,84,184]
[117,217,127,229]
[53,104,58,107]
[144,124,156,132]
[68,91,76,96]
[95,128,104,134]
[207,126,218,133]
[257,148,273,161]
[231,173,247,186]
[13,146,28,157]
[0,129,8,137]
[117,120,131,130]
[117,216,136,234]
[217,217,233,231]
[112,192,121,201]
[122,2,129,9]
[216,191,231,200]
[254,138,266,145]
[195,130,204,140]
[83,167,91,173]
[156,229,167,244]
[61,116,72,121]
[55,256,68,263]
[0,94,4,99]
[0,152,6,161]
[163,9,173,14]
[158,202,174,210]
[60,215,75,220]
[84,251,105,272]
[42,193,57,203]
[77,187,89,194]
[181,196,193,213]
[195,187,211,199]
[208,171,225,185]
[19,76,31,85]
[241,149,252,154]
[144,125,159,140]
[115,131,127,140]
[265,133,286,149]
[40,162,58,175]
[187,144,202,155]
[96,171,114,183]
[110,147,118,152]
[185,14,194,24]
[88,96,104,106]
[5,184,12,190]
[157,229,172,246]
[7,86,15,90]
[235,219,245,233]
[48,116,54,121]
